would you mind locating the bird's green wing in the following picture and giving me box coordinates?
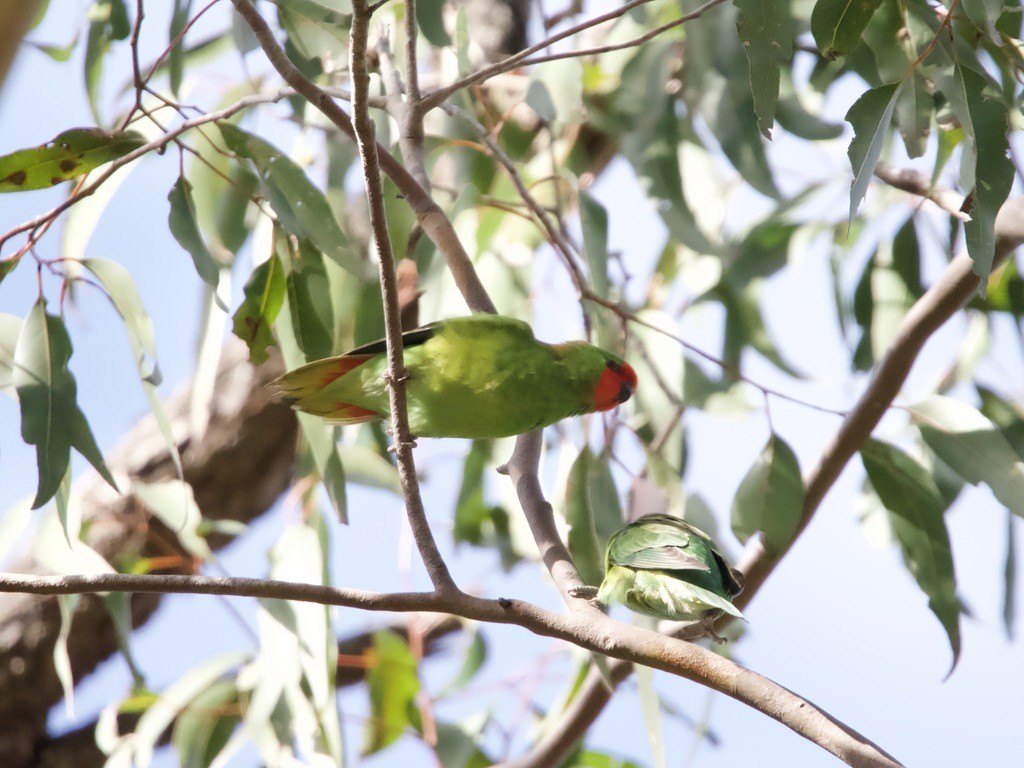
[607,525,711,572]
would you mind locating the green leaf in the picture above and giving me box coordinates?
[81,258,159,383]
[416,0,451,47]
[218,123,361,276]
[909,396,1024,519]
[232,255,286,364]
[863,1,932,155]
[635,663,665,768]
[579,191,609,297]
[454,440,517,568]
[14,300,117,508]
[276,288,348,523]
[617,42,715,254]
[438,627,487,698]
[734,0,795,138]
[169,0,193,96]
[1003,511,1017,639]
[527,58,584,124]
[564,448,612,587]
[336,443,400,493]
[82,258,182,479]
[84,0,130,122]
[168,176,227,307]
[173,679,241,768]
[54,593,80,718]
[364,631,420,755]
[860,438,961,672]
[731,434,804,558]
[811,0,883,59]
[433,718,493,768]
[132,480,213,561]
[0,128,144,192]
[959,67,1013,289]
[283,240,335,361]
[0,313,23,399]
[846,81,903,220]
[130,652,251,768]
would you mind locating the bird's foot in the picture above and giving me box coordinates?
[388,436,419,452]
[567,586,604,609]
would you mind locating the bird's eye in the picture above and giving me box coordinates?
[606,360,621,372]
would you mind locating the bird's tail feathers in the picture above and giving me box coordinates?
[268,354,373,404]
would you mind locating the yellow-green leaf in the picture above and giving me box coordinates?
[0,128,144,192]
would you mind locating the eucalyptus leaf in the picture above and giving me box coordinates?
[364,631,420,755]
[168,176,227,308]
[232,254,286,364]
[218,123,361,276]
[910,396,1024,519]
[0,128,144,192]
[731,434,804,558]
[14,300,117,508]
[861,438,961,672]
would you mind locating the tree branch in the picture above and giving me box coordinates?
[0,571,904,768]
[348,0,457,593]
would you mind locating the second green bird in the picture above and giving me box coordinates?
[595,513,744,640]
[270,314,637,439]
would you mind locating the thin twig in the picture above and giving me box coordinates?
[419,0,658,112]
[349,0,457,593]
[0,571,904,768]
[230,0,496,313]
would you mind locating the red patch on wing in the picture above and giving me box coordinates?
[326,402,381,424]
[316,354,373,388]
[593,361,638,411]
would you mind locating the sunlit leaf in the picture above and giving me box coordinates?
[861,438,961,672]
[82,258,159,382]
[364,630,420,755]
[0,128,144,192]
[218,123,361,276]
[133,480,213,561]
[846,81,903,220]
[54,593,80,718]
[14,300,117,508]
[0,313,23,399]
[731,434,804,558]
[910,396,1024,519]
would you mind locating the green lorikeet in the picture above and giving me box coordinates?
[270,315,637,439]
[595,513,743,640]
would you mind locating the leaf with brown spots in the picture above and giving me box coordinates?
[0,127,145,193]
